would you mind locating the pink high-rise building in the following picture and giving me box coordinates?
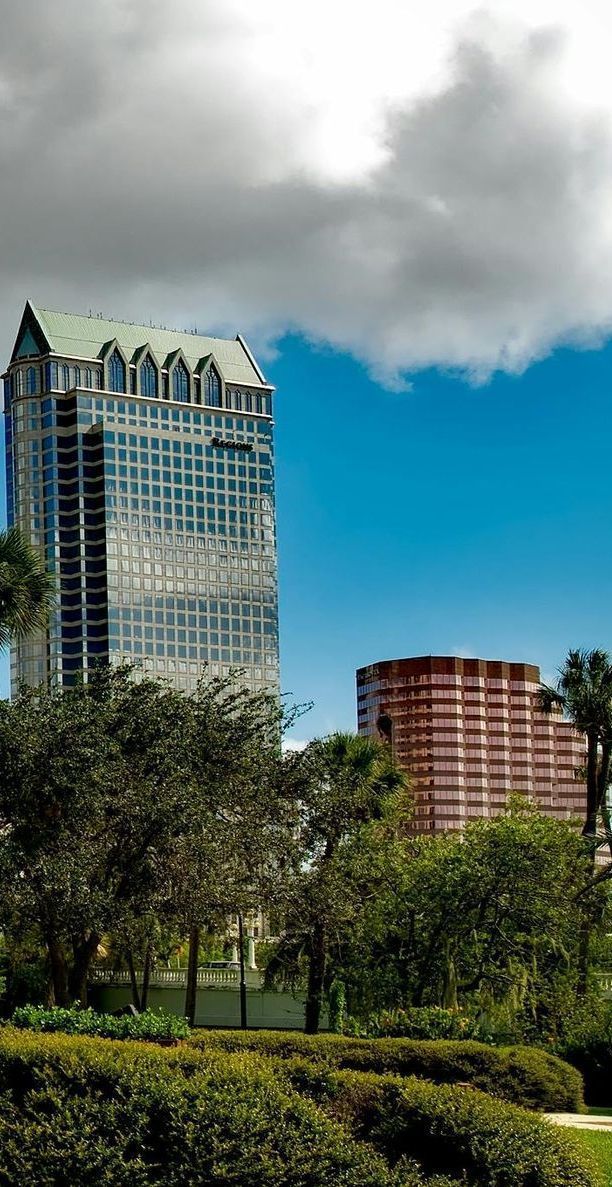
[356,655,586,833]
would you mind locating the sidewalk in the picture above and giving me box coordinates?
[547,1113,612,1132]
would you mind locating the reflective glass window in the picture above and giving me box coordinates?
[140,356,158,397]
[205,366,221,407]
[172,361,189,402]
[108,350,126,393]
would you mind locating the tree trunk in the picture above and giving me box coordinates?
[304,924,327,1035]
[576,730,601,994]
[184,925,199,1027]
[69,933,101,1007]
[126,948,141,1011]
[141,943,152,1011]
[597,740,612,857]
[46,931,70,1007]
[583,729,600,838]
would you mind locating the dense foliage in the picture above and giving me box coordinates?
[266,732,410,1033]
[10,1005,190,1041]
[187,1029,584,1111]
[551,996,612,1104]
[284,1063,598,1187]
[366,1006,481,1040]
[320,802,605,1037]
[0,667,296,1010]
[0,1028,595,1187]
[0,1029,402,1187]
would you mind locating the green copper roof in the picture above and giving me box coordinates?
[18,303,267,387]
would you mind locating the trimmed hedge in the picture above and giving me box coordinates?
[281,1060,600,1187]
[0,1028,595,1187]
[10,1005,190,1041]
[187,1030,585,1113]
[0,1028,401,1186]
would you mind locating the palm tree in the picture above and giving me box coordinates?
[279,732,409,1034]
[537,649,612,843]
[0,527,55,650]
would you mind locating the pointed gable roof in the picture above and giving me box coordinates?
[9,300,51,362]
[164,346,191,373]
[99,337,129,364]
[17,304,269,387]
[131,343,158,367]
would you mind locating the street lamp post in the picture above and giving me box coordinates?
[237,912,248,1030]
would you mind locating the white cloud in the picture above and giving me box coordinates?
[281,738,309,753]
[2,2,612,381]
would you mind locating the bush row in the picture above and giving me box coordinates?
[10,1005,190,1041]
[188,1029,585,1112]
[281,1059,598,1187]
[0,1028,401,1186]
[0,1028,596,1187]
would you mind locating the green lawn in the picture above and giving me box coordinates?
[574,1130,612,1185]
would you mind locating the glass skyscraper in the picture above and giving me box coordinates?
[3,301,279,695]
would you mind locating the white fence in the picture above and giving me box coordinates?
[89,967,262,990]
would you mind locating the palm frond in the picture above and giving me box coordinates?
[0,527,55,647]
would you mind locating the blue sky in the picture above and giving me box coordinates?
[269,336,612,740]
[0,331,610,733]
[2,3,612,738]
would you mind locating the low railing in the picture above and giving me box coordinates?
[89,967,262,990]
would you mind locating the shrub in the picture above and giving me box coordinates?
[328,980,346,1034]
[187,1029,585,1112]
[369,1006,481,1041]
[10,1005,190,1042]
[280,1061,599,1187]
[0,1028,401,1186]
[552,998,612,1106]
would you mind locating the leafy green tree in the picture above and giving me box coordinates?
[336,801,603,1038]
[267,732,409,1034]
[0,667,293,1009]
[537,648,612,842]
[0,526,54,648]
[172,676,299,1024]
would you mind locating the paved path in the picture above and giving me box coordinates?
[547,1113,612,1132]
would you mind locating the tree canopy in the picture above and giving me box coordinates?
[0,667,295,1006]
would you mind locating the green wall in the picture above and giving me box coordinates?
[90,984,326,1030]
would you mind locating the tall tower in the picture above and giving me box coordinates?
[357,655,586,831]
[3,301,279,695]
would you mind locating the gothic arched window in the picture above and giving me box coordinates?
[108,349,126,393]
[172,360,189,402]
[140,355,158,397]
[205,365,221,407]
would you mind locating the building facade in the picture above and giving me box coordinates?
[356,655,586,832]
[4,302,279,694]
